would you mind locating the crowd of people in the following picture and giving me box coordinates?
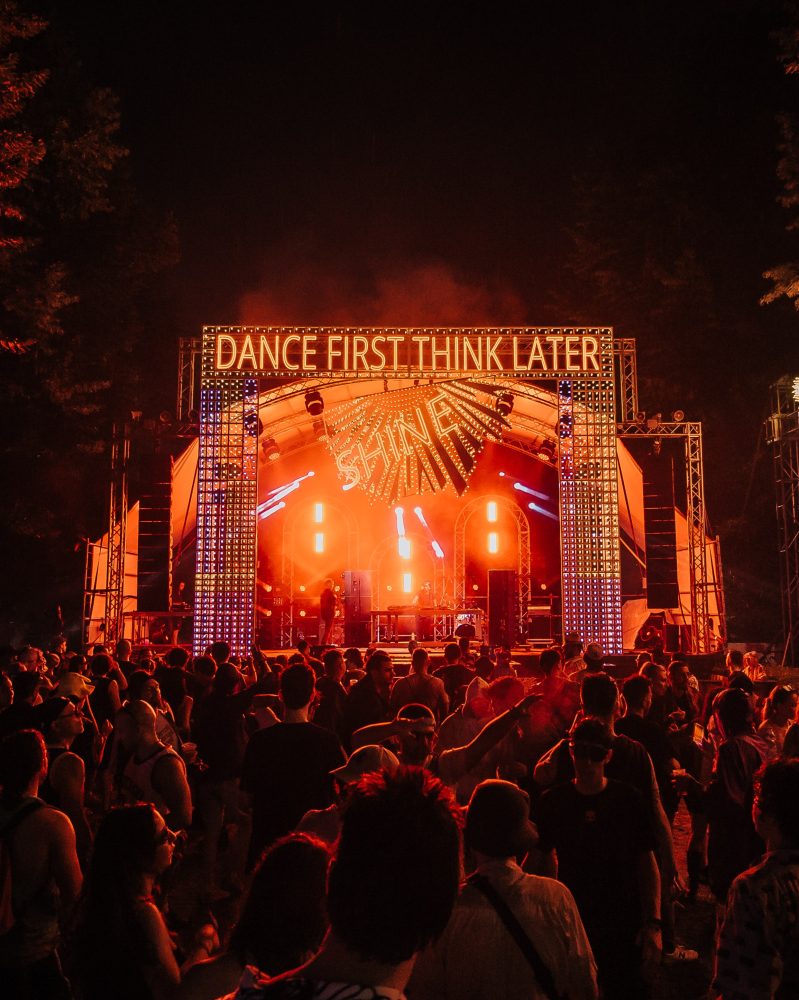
[0,633,797,999]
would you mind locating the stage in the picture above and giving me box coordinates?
[84,328,727,659]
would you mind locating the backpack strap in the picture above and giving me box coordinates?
[468,873,563,1000]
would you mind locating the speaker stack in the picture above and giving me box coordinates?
[488,569,518,646]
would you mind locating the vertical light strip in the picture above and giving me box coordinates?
[557,330,622,654]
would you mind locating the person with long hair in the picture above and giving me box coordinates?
[70,803,179,1000]
[758,684,797,757]
[177,832,331,999]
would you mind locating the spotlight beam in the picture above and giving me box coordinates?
[514,481,550,501]
[528,501,558,522]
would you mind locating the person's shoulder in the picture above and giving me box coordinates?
[29,800,74,839]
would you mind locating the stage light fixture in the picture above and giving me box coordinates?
[264,609,272,617]
[671,409,685,422]
[262,438,280,462]
[413,507,428,528]
[299,585,306,593]
[305,390,324,417]
[402,573,412,593]
[394,507,406,536]
[472,583,479,592]
[646,413,662,430]
[314,532,324,553]
[635,411,647,424]
[299,609,306,617]
[399,537,411,559]
[312,418,326,440]
[488,532,499,553]
[432,541,445,558]
[793,378,799,403]
[536,441,557,463]
[487,501,498,523]
[314,503,323,523]
[495,391,514,417]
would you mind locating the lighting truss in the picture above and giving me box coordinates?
[617,419,716,654]
[767,376,799,666]
[193,369,258,656]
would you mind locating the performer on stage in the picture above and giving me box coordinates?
[413,581,433,641]
[319,578,338,645]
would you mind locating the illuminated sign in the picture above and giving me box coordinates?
[205,326,610,379]
[325,380,510,503]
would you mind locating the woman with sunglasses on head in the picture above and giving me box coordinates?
[70,803,179,1000]
[36,695,93,865]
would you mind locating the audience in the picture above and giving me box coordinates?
[0,629,795,998]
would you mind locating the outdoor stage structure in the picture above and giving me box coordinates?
[83,327,726,658]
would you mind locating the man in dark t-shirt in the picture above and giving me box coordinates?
[535,719,661,999]
[616,674,680,819]
[434,643,476,709]
[241,662,345,867]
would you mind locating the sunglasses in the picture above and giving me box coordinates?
[569,741,610,762]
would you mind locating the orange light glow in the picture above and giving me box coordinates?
[314,532,324,553]
[314,503,323,523]
[487,501,498,522]
[403,573,412,593]
[488,532,499,554]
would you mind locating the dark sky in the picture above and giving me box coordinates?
[54,2,792,329]
[43,0,799,634]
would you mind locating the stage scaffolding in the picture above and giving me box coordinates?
[767,376,799,667]
[616,419,716,654]
[90,329,723,658]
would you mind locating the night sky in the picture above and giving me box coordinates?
[41,0,799,637]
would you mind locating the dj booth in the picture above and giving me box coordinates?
[371,607,484,643]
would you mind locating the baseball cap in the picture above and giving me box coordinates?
[331,744,400,784]
[396,702,436,733]
[56,671,95,699]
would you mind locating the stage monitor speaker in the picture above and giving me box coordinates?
[343,570,372,646]
[643,454,679,609]
[488,569,518,646]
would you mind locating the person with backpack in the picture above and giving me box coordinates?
[0,728,82,999]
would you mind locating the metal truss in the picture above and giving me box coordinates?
[453,495,531,629]
[616,419,715,653]
[177,337,202,421]
[767,376,799,666]
[613,338,639,422]
[104,421,131,643]
[193,365,259,656]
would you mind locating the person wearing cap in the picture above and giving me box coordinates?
[567,641,606,685]
[37,695,93,864]
[297,744,400,844]
[410,778,598,1000]
[352,703,438,768]
[354,693,541,795]
[535,719,661,999]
